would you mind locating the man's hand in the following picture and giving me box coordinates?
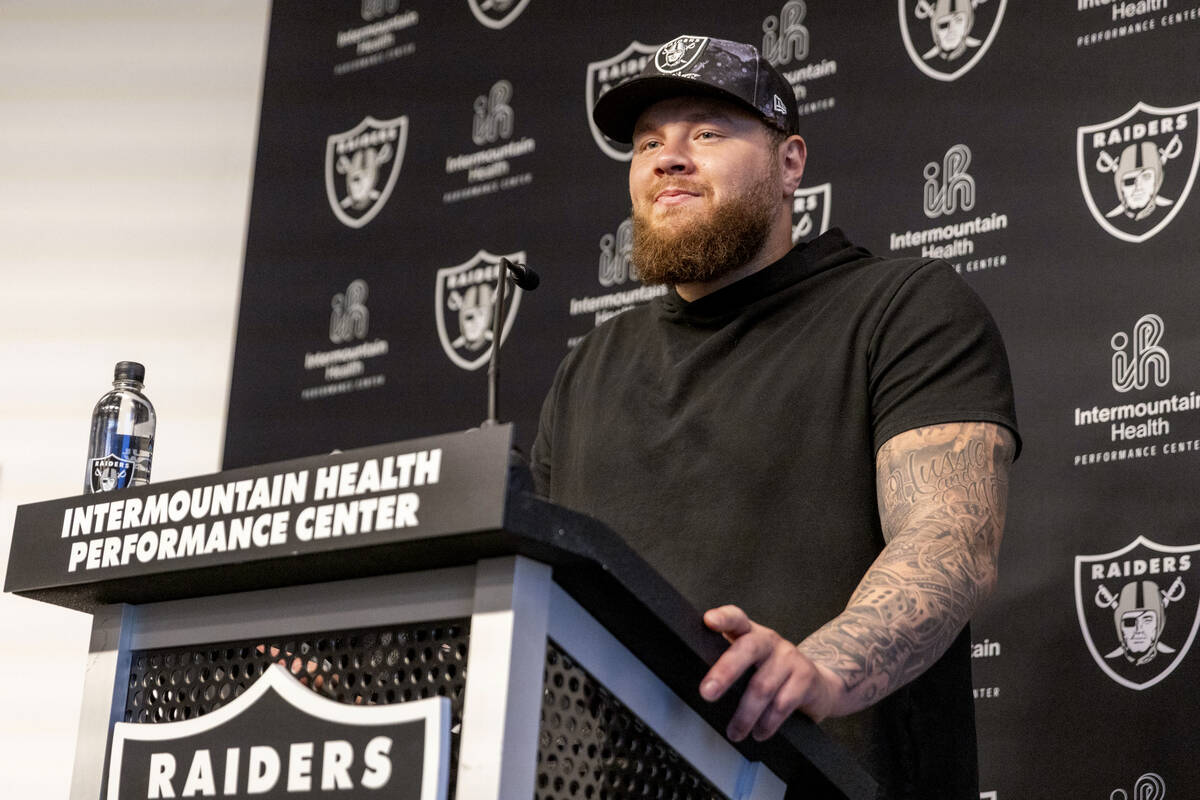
[700,605,843,741]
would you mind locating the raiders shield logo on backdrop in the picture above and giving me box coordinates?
[586,41,659,161]
[898,0,1006,82]
[467,0,531,30]
[1075,535,1200,690]
[435,249,526,371]
[791,182,832,243]
[1077,101,1200,243]
[324,115,408,229]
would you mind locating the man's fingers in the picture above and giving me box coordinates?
[703,605,753,640]
[750,671,813,740]
[700,626,775,701]
[723,646,795,741]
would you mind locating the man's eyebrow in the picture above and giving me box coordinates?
[633,109,741,137]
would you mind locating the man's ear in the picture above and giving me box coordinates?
[780,135,807,195]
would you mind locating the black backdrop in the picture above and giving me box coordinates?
[224,2,1200,796]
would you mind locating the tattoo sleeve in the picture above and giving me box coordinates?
[797,422,1016,713]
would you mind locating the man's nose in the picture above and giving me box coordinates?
[654,139,694,174]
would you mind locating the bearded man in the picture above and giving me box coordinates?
[532,35,1019,800]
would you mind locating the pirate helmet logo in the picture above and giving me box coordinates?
[585,41,660,162]
[324,115,408,229]
[467,0,531,30]
[653,35,709,75]
[89,452,137,492]
[898,0,1007,81]
[1075,535,1200,689]
[435,249,526,371]
[791,182,832,243]
[1077,101,1200,243]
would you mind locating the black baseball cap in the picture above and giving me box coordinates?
[592,35,801,144]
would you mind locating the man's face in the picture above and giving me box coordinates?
[1121,609,1159,654]
[628,96,784,285]
[1120,166,1158,211]
[933,11,969,52]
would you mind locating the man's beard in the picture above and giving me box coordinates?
[631,168,781,288]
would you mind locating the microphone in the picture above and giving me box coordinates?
[484,258,539,426]
[501,258,539,290]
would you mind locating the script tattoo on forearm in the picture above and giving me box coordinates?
[798,422,1015,710]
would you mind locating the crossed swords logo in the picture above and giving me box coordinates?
[1093,134,1184,219]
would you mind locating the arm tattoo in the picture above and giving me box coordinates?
[798,422,1016,711]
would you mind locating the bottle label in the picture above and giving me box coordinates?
[88,434,153,492]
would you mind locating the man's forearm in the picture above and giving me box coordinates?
[797,422,1015,716]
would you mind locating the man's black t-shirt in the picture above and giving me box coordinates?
[531,229,1020,799]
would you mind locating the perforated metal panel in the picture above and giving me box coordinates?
[124,619,469,793]
[537,640,726,800]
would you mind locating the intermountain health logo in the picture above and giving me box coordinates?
[898,0,1007,81]
[325,115,408,228]
[598,217,635,288]
[1073,312,1200,465]
[435,249,526,370]
[330,279,370,344]
[1108,773,1167,800]
[1112,313,1169,392]
[443,80,535,204]
[1075,536,1200,689]
[467,0,530,30]
[762,2,838,118]
[1077,100,1200,243]
[302,280,389,401]
[888,142,1010,275]
[792,183,831,243]
[586,41,658,161]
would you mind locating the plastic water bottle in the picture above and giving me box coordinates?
[84,361,156,493]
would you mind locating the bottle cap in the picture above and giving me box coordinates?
[114,361,146,383]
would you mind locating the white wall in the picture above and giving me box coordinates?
[0,2,270,795]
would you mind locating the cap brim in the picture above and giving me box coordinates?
[591,74,767,144]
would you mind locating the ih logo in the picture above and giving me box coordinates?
[924,144,975,218]
[1078,101,1200,243]
[586,41,659,161]
[762,1,809,66]
[598,217,636,287]
[1075,535,1200,690]
[330,279,370,344]
[792,183,832,243]
[90,452,135,492]
[473,80,514,146]
[899,0,1006,81]
[1111,313,1169,393]
[435,249,526,371]
[325,115,408,229]
[1110,773,1166,800]
[467,0,530,30]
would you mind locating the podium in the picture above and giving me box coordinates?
[5,425,878,800]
